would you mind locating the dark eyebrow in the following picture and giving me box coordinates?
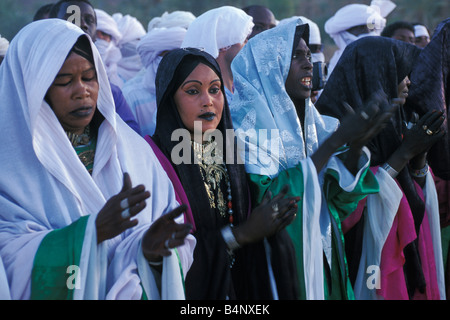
[55,67,96,78]
[181,78,221,88]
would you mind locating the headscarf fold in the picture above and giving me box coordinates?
[0,19,194,299]
[406,18,450,180]
[181,6,254,59]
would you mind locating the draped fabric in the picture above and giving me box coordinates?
[181,6,254,59]
[0,19,195,300]
[316,36,444,299]
[406,18,450,181]
[147,11,196,31]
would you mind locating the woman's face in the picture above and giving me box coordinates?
[174,63,224,139]
[46,52,99,135]
[397,76,411,106]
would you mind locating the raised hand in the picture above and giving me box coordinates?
[141,204,193,264]
[233,185,300,246]
[96,172,151,244]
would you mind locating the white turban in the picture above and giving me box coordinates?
[137,27,187,91]
[148,11,196,31]
[414,24,430,38]
[181,6,254,59]
[112,13,146,46]
[324,1,395,75]
[95,9,122,45]
[0,35,9,56]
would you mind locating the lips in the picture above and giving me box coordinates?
[70,106,94,118]
[199,112,216,121]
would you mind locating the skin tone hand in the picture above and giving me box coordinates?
[142,204,193,264]
[96,173,151,244]
[232,185,300,246]
[386,110,446,186]
[311,93,399,174]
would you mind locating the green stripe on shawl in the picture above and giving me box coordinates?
[31,216,89,300]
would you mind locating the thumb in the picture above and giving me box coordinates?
[121,172,132,192]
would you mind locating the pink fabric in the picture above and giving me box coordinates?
[144,135,196,231]
[378,178,441,300]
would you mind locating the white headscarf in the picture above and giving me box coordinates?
[324,1,394,75]
[0,35,9,56]
[94,9,123,88]
[148,11,196,31]
[112,13,147,82]
[181,6,254,59]
[123,27,187,136]
[0,19,194,300]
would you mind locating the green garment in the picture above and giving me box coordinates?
[248,159,379,300]
[31,216,89,300]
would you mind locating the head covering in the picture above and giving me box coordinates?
[324,2,390,74]
[152,48,252,299]
[279,16,321,45]
[414,24,430,38]
[112,13,147,82]
[137,27,187,92]
[230,18,339,178]
[316,36,421,165]
[0,18,194,299]
[95,9,122,45]
[406,18,450,180]
[181,6,254,59]
[148,11,196,31]
[0,35,9,56]
[94,9,123,87]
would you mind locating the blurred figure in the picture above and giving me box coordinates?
[414,23,431,48]
[181,6,254,102]
[242,5,277,38]
[112,13,146,84]
[324,1,395,76]
[381,21,415,44]
[95,9,123,88]
[0,35,9,65]
[33,3,54,21]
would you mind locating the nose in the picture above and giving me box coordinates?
[202,93,214,108]
[73,79,90,100]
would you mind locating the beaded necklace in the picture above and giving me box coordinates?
[191,138,234,225]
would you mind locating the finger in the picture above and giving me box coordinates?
[121,172,132,192]
[341,102,356,115]
[121,218,139,231]
[270,185,290,203]
[126,200,148,219]
[164,204,188,221]
[261,190,273,206]
[126,191,151,208]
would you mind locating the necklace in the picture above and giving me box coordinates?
[66,126,91,147]
[191,139,234,225]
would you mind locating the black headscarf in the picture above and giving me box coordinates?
[316,36,427,298]
[406,18,450,181]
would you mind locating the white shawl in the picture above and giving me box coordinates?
[0,19,195,300]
